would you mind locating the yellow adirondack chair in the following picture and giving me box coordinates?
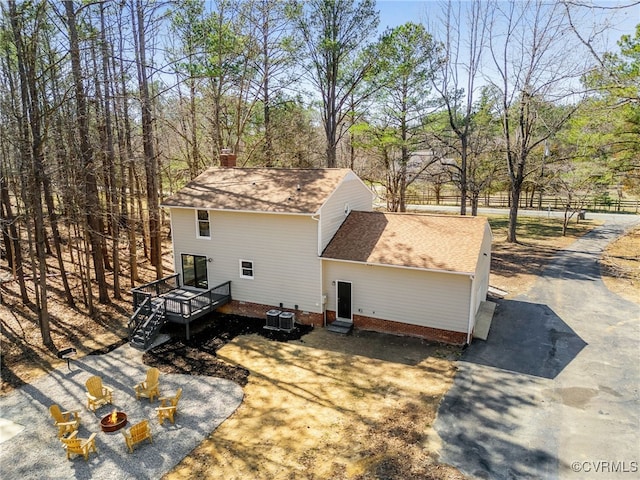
[155,388,182,425]
[49,404,81,438]
[133,367,160,402]
[122,420,153,453]
[60,431,97,461]
[85,375,113,411]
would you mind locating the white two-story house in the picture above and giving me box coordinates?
[158,156,492,345]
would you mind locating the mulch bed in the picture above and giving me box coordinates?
[141,313,313,387]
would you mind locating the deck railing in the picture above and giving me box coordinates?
[132,273,180,310]
[133,275,231,319]
[165,281,232,318]
[128,296,153,336]
[129,296,165,335]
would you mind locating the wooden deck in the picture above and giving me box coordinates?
[132,275,231,340]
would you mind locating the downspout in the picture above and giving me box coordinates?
[466,274,475,345]
[322,294,327,327]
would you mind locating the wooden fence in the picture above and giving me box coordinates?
[403,193,639,213]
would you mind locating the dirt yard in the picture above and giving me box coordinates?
[600,224,640,304]
[168,331,463,480]
[1,216,637,479]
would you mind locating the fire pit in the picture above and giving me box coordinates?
[100,410,128,433]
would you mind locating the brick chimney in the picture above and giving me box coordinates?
[220,148,237,167]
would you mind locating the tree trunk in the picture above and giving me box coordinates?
[9,0,52,344]
[42,167,76,308]
[507,183,521,243]
[459,140,468,216]
[134,0,162,278]
[0,55,29,304]
[263,56,273,165]
[471,193,479,216]
[0,173,29,303]
[325,105,338,168]
[100,3,122,300]
[113,15,140,285]
[44,43,77,308]
[64,0,110,304]
[189,78,200,178]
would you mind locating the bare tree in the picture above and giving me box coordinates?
[487,0,587,242]
[0,10,29,305]
[64,0,110,302]
[547,161,606,235]
[168,0,206,179]
[7,0,53,343]
[132,0,162,278]
[430,0,489,216]
[0,161,28,304]
[98,2,122,299]
[112,2,141,286]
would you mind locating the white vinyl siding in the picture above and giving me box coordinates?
[170,208,322,313]
[318,171,373,252]
[473,223,493,311]
[323,261,472,333]
[467,222,493,332]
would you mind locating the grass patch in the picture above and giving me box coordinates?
[486,214,598,296]
[487,215,596,242]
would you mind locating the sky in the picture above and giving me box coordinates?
[375,0,639,52]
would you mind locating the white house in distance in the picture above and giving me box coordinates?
[160,153,492,345]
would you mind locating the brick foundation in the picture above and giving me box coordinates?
[219,300,325,327]
[218,301,467,344]
[327,311,468,345]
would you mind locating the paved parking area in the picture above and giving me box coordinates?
[435,218,640,479]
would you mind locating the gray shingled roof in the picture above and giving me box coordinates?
[322,211,490,274]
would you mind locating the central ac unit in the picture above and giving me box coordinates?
[265,309,281,330]
[279,312,295,332]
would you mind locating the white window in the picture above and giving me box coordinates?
[196,210,210,238]
[239,260,254,279]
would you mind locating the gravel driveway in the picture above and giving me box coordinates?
[435,214,640,479]
[0,343,243,479]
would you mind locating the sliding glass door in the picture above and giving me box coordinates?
[181,254,208,289]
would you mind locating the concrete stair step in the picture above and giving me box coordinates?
[327,320,353,335]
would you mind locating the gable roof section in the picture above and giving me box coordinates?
[322,211,489,274]
[162,168,353,214]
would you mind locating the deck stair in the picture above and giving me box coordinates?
[326,320,353,335]
[129,298,167,350]
[131,275,232,341]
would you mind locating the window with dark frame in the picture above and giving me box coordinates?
[182,254,208,289]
